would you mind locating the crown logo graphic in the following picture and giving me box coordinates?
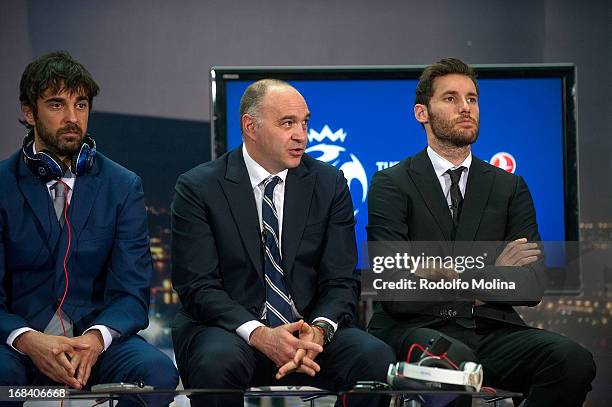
[308,125,347,143]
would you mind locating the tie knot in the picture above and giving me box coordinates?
[263,176,280,198]
[446,167,465,185]
[52,181,69,198]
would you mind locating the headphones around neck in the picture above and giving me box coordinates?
[22,131,97,182]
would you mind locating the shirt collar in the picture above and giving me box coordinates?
[427,146,472,178]
[242,144,288,189]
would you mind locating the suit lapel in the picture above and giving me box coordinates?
[220,149,264,278]
[17,158,62,251]
[455,157,494,241]
[407,149,454,240]
[63,167,102,263]
[281,162,316,276]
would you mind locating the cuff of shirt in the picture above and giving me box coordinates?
[7,327,35,354]
[312,317,338,333]
[84,325,120,351]
[236,320,266,345]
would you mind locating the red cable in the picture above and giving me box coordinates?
[56,180,71,337]
[405,343,421,363]
[405,343,459,370]
[481,386,496,394]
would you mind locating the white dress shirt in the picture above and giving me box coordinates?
[236,144,337,344]
[427,146,472,213]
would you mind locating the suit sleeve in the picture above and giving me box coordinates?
[461,175,545,305]
[171,173,255,331]
[91,175,152,335]
[308,171,360,327]
[509,176,545,303]
[367,171,410,241]
[506,176,542,242]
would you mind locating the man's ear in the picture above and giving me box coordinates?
[21,104,36,127]
[414,104,429,125]
[241,114,258,142]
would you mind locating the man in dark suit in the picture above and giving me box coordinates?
[172,79,394,407]
[367,58,595,406]
[0,52,178,405]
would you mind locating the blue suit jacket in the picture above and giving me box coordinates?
[0,150,153,343]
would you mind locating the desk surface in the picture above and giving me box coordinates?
[66,387,522,399]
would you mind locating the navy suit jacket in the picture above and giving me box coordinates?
[0,150,153,343]
[171,148,359,347]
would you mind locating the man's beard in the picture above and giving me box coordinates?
[35,119,84,157]
[429,110,479,148]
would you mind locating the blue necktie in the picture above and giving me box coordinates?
[262,176,293,327]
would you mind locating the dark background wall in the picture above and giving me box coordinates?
[1,0,610,403]
[1,0,610,220]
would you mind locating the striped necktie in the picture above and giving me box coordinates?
[261,176,293,327]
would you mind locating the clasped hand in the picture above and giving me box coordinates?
[14,330,105,389]
[249,320,324,380]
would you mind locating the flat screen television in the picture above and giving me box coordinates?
[210,65,579,293]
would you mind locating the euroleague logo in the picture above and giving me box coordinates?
[490,152,516,173]
[306,125,368,215]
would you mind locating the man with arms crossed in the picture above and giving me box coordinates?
[367,58,595,406]
[0,51,178,405]
[172,79,394,407]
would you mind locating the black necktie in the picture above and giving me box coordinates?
[261,176,293,327]
[446,167,465,231]
[447,167,475,329]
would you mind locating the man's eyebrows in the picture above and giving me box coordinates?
[441,90,478,97]
[44,97,65,103]
[42,95,88,103]
[278,113,310,121]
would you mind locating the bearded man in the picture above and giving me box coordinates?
[366,58,595,407]
[0,51,178,406]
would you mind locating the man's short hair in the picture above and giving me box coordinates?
[238,79,292,134]
[415,58,479,107]
[19,51,99,128]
